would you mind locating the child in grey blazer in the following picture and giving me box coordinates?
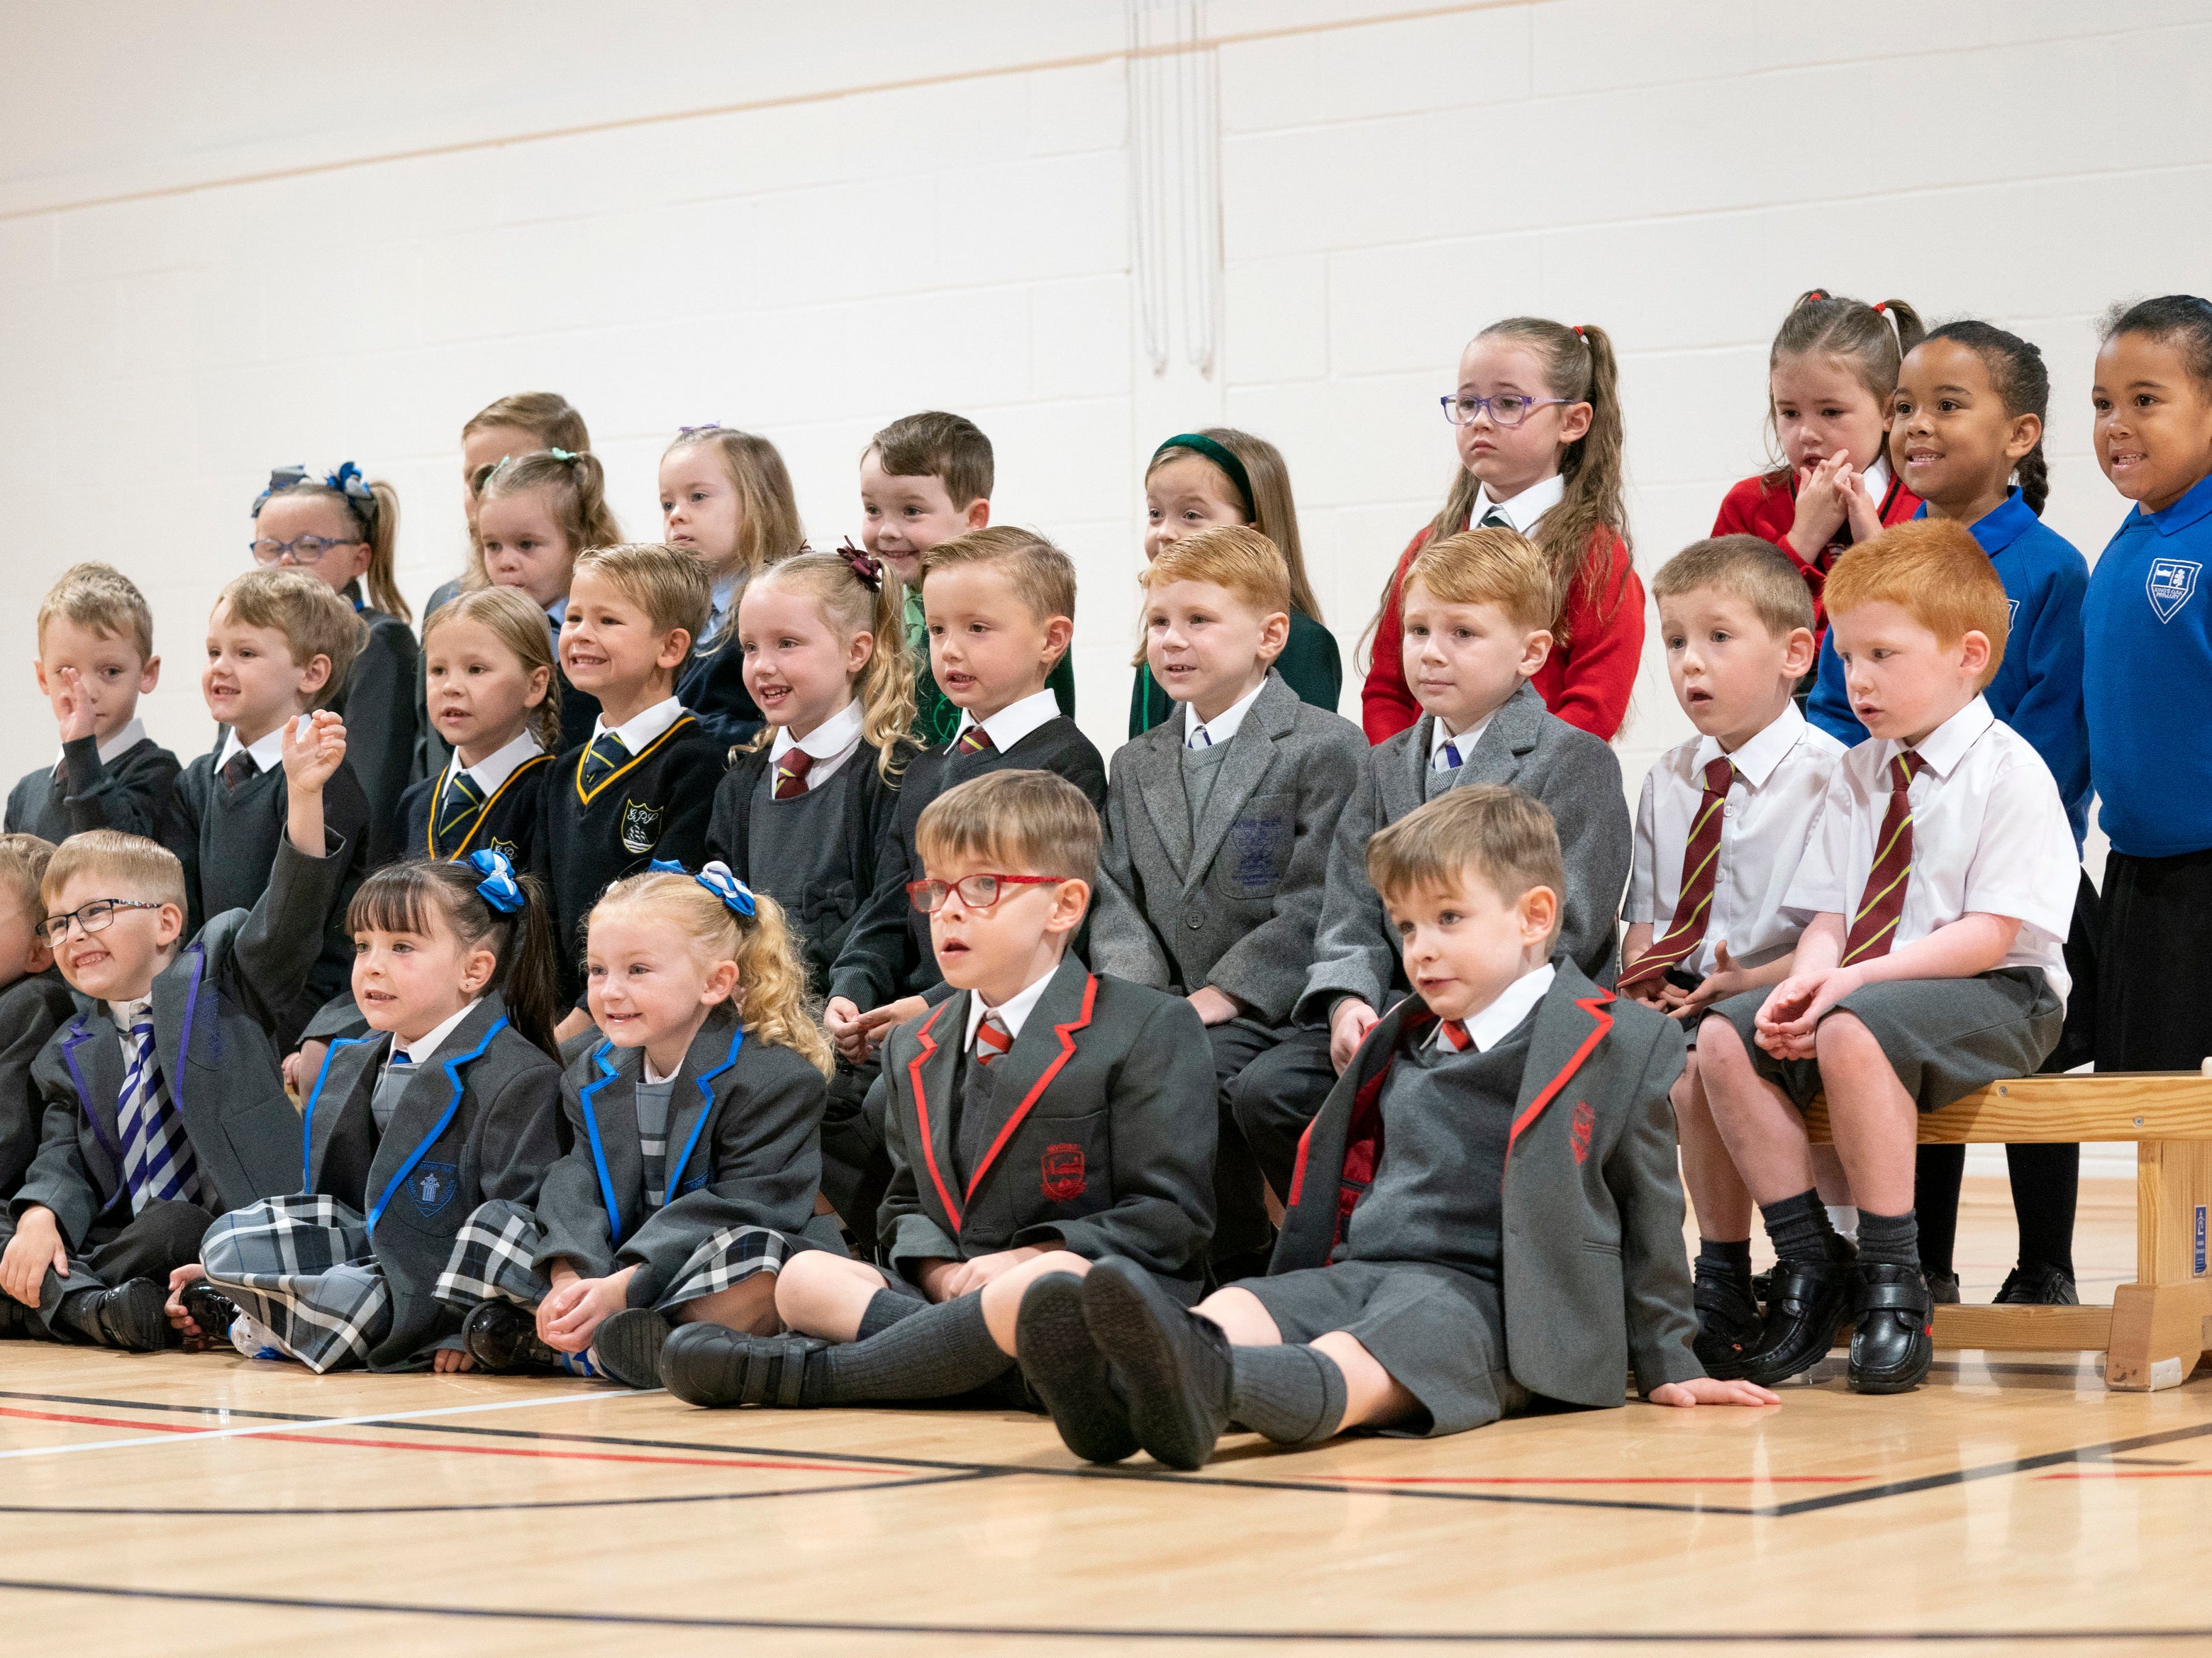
[1021,785,1777,1468]
[1091,526,1365,1274]
[1228,527,1633,1220]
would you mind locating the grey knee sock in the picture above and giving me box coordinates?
[1230,1343,1348,1446]
[818,1291,1011,1403]
[855,1289,923,1341]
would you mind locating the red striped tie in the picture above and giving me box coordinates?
[974,1013,1013,1067]
[1439,1019,1472,1052]
[1618,755,1735,993]
[1840,751,1927,966]
[773,749,813,800]
[956,724,995,757]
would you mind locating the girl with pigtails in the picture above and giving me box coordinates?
[1361,318,1644,744]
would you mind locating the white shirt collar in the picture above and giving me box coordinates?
[770,697,865,765]
[1864,454,1892,498]
[1436,963,1555,1053]
[642,1050,681,1086]
[1184,677,1267,750]
[449,728,544,796]
[953,688,1060,755]
[963,961,1060,1052]
[1693,701,1806,791]
[216,720,291,777]
[708,572,742,634]
[107,996,152,1033]
[596,696,685,756]
[1429,708,1498,769]
[1892,694,1994,781]
[391,998,482,1071]
[61,716,149,769]
[1472,472,1565,535]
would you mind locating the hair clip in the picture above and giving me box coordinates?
[468,848,526,914]
[1872,301,1887,316]
[677,423,723,435]
[837,538,885,593]
[650,857,757,919]
[547,447,577,462]
[1572,324,1588,341]
[252,464,310,517]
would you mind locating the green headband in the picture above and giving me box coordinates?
[1152,433,1253,518]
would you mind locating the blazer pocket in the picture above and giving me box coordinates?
[1209,801,1296,901]
[1579,1239,1622,1257]
[1029,1109,1111,1220]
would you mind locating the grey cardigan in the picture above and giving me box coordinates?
[1293,681,1630,1026]
[1091,672,1367,1024]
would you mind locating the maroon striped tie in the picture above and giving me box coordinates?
[1618,755,1735,993]
[956,724,995,757]
[1840,751,1927,966]
[773,749,813,800]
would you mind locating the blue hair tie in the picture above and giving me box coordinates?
[468,849,526,915]
[250,460,378,530]
[649,857,756,920]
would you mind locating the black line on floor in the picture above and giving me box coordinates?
[1764,1419,2212,1517]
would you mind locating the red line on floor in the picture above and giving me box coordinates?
[2037,1469,2211,1479]
[0,1406,901,1475]
[1309,1474,1872,1486]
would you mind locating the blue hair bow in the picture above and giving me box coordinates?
[650,857,756,919]
[252,460,378,527]
[468,849,526,914]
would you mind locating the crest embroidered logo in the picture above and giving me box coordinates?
[619,799,663,854]
[2148,558,2201,624]
[1041,1143,1086,1202]
[411,1160,459,1219]
[1569,1101,1595,1167]
[487,835,521,862]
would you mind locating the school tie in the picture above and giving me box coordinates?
[1840,751,1928,966]
[1188,723,1213,750]
[371,1051,414,1135]
[955,723,995,757]
[1435,738,1464,772]
[773,748,814,800]
[1618,755,1737,993]
[973,1012,1013,1067]
[1478,506,1511,530]
[116,1006,201,1213]
[1439,1018,1473,1053]
[219,748,258,794]
[432,769,486,856]
[579,729,629,793]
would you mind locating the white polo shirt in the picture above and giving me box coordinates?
[1784,696,2079,1003]
[1628,703,1847,977]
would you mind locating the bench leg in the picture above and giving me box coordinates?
[2107,1140,2212,1391]
[2106,1281,2212,1389]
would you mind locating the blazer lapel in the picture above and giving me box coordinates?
[662,1015,746,1201]
[304,1034,386,1191]
[1460,682,1544,787]
[1506,961,1615,1157]
[903,993,968,1230]
[363,1000,506,1206]
[1186,674,1293,889]
[576,1042,648,1240]
[961,955,1096,1207]
[1129,722,1194,877]
[1382,716,1431,821]
[58,1011,126,1179]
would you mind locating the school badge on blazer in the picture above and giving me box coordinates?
[1221,810,1294,898]
[411,1161,460,1219]
[1042,1143,1087,1202]
[620,799,664,854]
[2149,557,2201,623]
[488,836,521,862]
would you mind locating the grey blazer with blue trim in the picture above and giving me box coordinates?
[300,994,561,1369]
[13,835,351,1247]
[528,1011,828,1307]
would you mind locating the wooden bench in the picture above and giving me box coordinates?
[1802,1072,2212,1391]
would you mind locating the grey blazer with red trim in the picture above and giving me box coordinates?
[869,952,1214,1294]
[1275,959,1701,1406]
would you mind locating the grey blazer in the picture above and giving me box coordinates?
[1292,681,1630,1025]
[530,1011,827,1307]
[301,995,561,1369]
[13,835,350,1247]
[1277,959,1701,1403]
[1091,672,1366,1025]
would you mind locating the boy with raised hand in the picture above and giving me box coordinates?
[1699,519,2079,1394]
[1625,535,1847,1378]
[659,769,1213,1408]
[1091,525,1365,1276]
[6,564,181,844]
[1226,526,1631,1224]
[0,712,356,1349]
[1018,784,1774,1469]
[860,411,1074,747]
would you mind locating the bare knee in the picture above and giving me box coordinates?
[1696,1016,1750,1076]
[1814,1010,1879,1063]
[1196,1284,1279,1346]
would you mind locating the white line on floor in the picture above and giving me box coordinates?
[0,1389,643,1461]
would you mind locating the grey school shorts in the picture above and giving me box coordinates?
[1701,966,2064,1114]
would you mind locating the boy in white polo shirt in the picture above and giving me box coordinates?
[1698,518,2079,1396]
[1623,536,1846,1379]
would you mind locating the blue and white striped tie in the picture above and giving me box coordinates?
[117,1008,201,1211]
[1437,740,1464,772]
[1189,723,1213,750]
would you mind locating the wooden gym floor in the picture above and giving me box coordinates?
[4,1176,2209,1657]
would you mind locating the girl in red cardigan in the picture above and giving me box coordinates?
[1711,289,1925,636]
[1362,317,1641,743]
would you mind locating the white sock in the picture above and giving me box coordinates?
[1826,1203,1860,1243]
[230,1312,286,1362]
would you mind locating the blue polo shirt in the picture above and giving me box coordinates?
[1807,490,2091,845]
[2084,468,2212,858]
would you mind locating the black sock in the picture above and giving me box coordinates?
[2006,1142,2078,1276]
[1230,1344,1348,1446]
[1698,1239,1753,1279]
[856,1289,923,1341]
[817,1292,1011,1403]
[1914,1144,1964,1276]
[1856,1208,1921,1271]
[1758,1189,1838,1264]
[52,1287,106,1345]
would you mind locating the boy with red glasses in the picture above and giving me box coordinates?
[660,769,1214,1409]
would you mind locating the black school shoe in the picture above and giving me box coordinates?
[1925,1271,1962,1305]
[591,1308,673,1390]
[659,1324,833,1408]
[1079,1257,1232,1471]
[462,1300,558,1372]
[1692,1259,1762,1381]
[1847,1263,1935,1394]
[1743,1252,1854,1386]
[1016,1272,1137,1464]
[180,1283,242,1352]
[56,1280,172,1352]
[1994,1264,2078,1306]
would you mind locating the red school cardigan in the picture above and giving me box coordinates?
[1711,469,1921,635]
[1360,521,1645,745]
